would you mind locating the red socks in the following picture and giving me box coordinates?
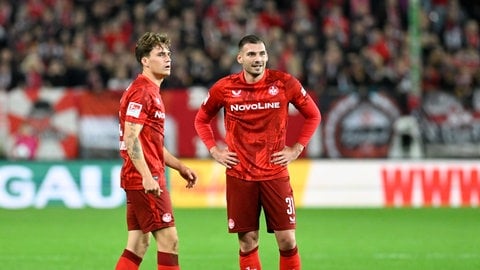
[115,250,180,270]
[239,246,262,270]
[115,249,142,270]
[279,246,301,270]
[157,251,180,270]
[115,245,299,270]
[239,246,301,270]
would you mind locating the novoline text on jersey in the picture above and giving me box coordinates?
[230,102,280,111]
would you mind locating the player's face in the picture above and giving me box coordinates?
[143,45,172,78]
[237,42,268,78]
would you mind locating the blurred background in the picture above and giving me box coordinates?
[1,0,480,160]
[0,0,480,209]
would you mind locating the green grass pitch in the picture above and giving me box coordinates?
[0,207,479,269]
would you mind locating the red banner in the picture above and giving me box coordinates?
[4,87,320,159]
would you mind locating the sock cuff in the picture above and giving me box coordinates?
[157,251,179,266]
[122,249,142,265]
[279,246,298,257]
[239,246,259,257]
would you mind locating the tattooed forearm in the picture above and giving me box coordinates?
[130,138,142,160]
[125,122,144,161]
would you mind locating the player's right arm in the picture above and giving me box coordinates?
[194,81,239,168]
[123,120,161,196]
[194,108,239,168]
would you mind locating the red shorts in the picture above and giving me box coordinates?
[125,189,175,233]
[226,175,297,233]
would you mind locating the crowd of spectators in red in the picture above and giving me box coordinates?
[0,0,479,114]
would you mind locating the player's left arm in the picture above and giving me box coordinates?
[294,92,322,146]
[286,77,322,146]
[164,147,197,188]
[271,84,321,166]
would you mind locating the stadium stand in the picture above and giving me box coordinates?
[0,0,479,159]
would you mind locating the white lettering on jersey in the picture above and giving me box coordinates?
[155,111,166,119]
[230,102,280,111]
[126,102,142,118]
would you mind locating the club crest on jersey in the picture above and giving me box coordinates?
[268,85,279,96]
[231,90,242,97]
[126,102,142,118]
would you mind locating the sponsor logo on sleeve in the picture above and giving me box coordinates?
[126,102,142,118]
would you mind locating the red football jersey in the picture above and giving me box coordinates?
[197,69,320,180]
[119,74,166,190]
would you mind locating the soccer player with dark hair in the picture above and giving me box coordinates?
[194,34,321,270]
[116,32,197,270]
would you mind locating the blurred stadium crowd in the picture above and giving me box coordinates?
[0,0,480,160]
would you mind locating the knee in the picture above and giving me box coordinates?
[238,231,259,252]
[166,230,179,253]
[275,231,297,251]
[128,237,150,257]
[277,237,296,251]
[142,236,151,248]
[139,236,152,254]
[154,228,179,254]
[170,237,179,253]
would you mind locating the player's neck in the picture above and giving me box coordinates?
[243,71,265,84]
[142,71,165,87]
